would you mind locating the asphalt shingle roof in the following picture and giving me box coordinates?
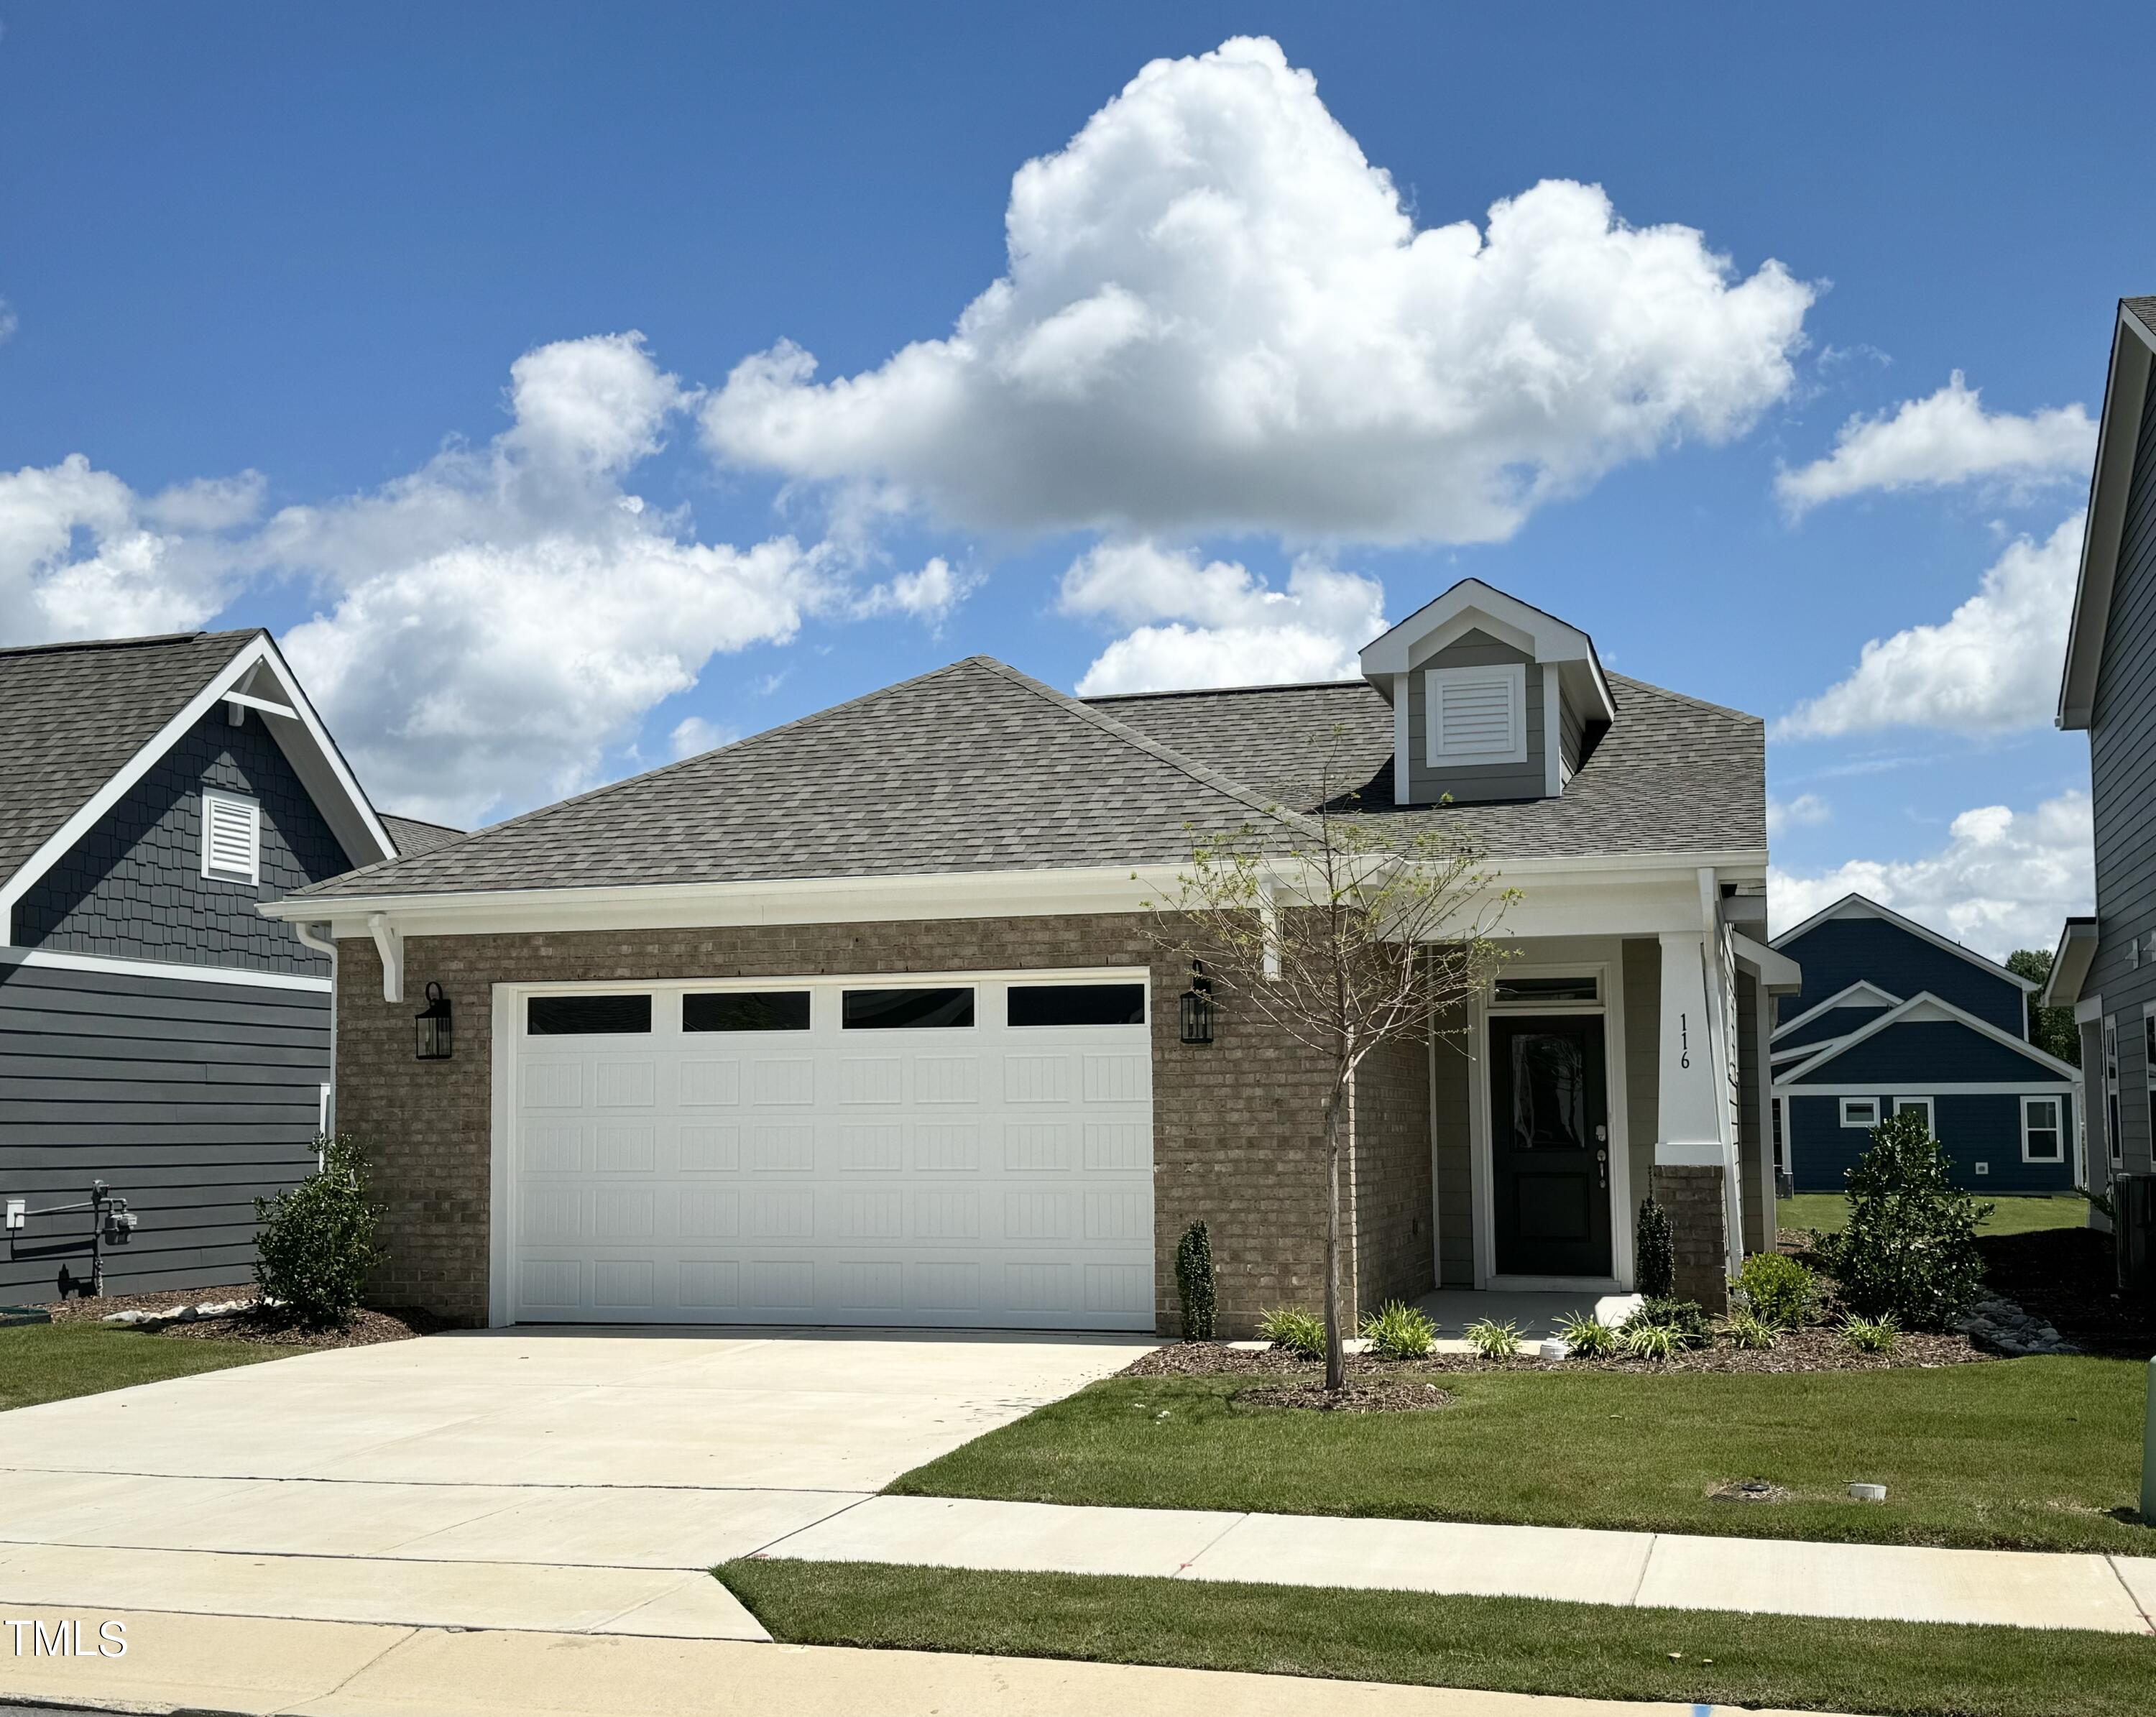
[287,654,1764,905]
[2127,296,2156,342]
[379,814,466,858]
[0,629,262,887]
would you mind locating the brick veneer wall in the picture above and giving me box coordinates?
[1649,1164,1729,1311]
[1350,1032,1436,1313]
[332,914,1426,1336]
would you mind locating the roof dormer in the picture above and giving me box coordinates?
[1358,579,1616,807]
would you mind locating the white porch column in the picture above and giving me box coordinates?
[1655,930,1724,1165]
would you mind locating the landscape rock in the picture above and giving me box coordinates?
[1951,1294,2078,1355]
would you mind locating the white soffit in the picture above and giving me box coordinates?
[2058,300,2156,730]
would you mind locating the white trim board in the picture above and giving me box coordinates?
[0,632,396,942]
[2059,302,2156,729]
[1772,980,1902,1041]
[1776,1082,2079,1099]
[0,944,332,993]
[1768,893,2037,994]
[1774,989,2079,1087]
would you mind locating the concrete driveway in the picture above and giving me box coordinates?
[0,1327,1147,1642]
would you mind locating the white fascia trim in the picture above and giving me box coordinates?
[2042,918,2099,1010]
[0,943,331,993]
[223,689,298,720]
[1772,980,1904,1040]
[1730,931,1802,990]
[1775,988,2082,1087]
[1772,1034,1848,1064]
[0,633,395,941]
[1542,670,1562,798]
[2058,305,2155,730]
[1779,1080,2079,1099]
[1768,892,2037,993]
[2074,994,2105,1025]
[1392,673,1411,806]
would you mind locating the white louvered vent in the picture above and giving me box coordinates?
[1426,664,1526,765]
[200,791,261,884]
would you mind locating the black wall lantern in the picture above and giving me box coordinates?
[1179,960,1215,1046]
[415,982,453,1061]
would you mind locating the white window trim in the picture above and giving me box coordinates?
[1839,1097,1879,1129]
[1486,962,1605,1014]
[1425,662,1528,768]
[2020,1094,2065,1164]
[2104,1016,2122,1166]
[199,789,261,885]
[1891,1095,1934,1133]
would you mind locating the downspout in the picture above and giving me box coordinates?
[295,922,337,1151]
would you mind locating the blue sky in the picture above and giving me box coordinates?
[4,4,2150,954]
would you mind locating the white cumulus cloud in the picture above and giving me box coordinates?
[667,715,735,760]
[704,35,1814,545]
[1769,791,2092,961]
[1060,538,1385,695]
[851,556,977,622]
[269,332,826,826]
[1775,515,2083,739]
[1766,793,1830,837]
[0,454,264,644]
[1775,373,2096,515]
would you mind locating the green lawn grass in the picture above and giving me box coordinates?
[0,1320,288,1411]
[719,1559,2156,1717]
[1779,1191,2088,1235]
[891,1355,2152,1554]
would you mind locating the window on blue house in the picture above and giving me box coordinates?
[2021,1096,2063,1164]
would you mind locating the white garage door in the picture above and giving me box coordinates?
[498,969,1155,1330]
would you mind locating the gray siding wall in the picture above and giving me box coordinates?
[1622,938,1659,1232]
[1404,630,1546,804]
[0,959,328,1299]
[1737,969,1765,1253]
[1432,1027,1473,1284]
[2087,373,2156,1181]
[14,705,351,977]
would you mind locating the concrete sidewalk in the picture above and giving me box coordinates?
[0,1606,1849,1717]
[760,1494,2156,1634]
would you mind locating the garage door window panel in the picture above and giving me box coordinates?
[843,987,975,1030]
[528,995,653,1036]
[1008,983,1147,1028]
[684,991,811,1033]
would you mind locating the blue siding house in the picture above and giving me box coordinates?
[0,630,459,1300]
[1769,896,2081,1194]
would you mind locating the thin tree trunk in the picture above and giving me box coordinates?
[1322,1078,1345,1393]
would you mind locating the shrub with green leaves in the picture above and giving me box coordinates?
[253,1134,385,1327]
[1833,1110,1991,1329]
[1553,1309,1616,1356]
[1358,1299,1435,1360]
[1174,1220,1217,1340]
[1723,1310,1779,1350]
[1462,1317,1524,1361]
[1618,1320,1681,1361]
[1734,1252,1818,1329]
[1258,1306,1326,1360]
[1841,1312,1900,1355]
[1635,1196,1675,1299]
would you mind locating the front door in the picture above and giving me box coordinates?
[1490,1015,1612,1278]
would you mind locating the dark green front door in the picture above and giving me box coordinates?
[1491,1015,1612,1278]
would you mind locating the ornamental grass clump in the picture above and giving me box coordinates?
[1723,1309,1779,1350]
[1462,1317,1525,1361]
[1258,1306,1327,1361]
[1841,1312,1900,1355]
[1627,1297,1713,1348]
[1618,1320,1682,1361]
[1823,1111,1990,1330]
[1553,1309,1616,1357]
[1174,1220,1217,1340]
[1359,1300,1436,1360]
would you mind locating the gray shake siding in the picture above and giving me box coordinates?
[0,959,328,1299]
[2087,372,2156,1177]
[15,705,351,977]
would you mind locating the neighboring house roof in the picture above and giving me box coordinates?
[1774,990,2081,1091]
[0,630,260,889]
[280,655,1766,906]
[2058,295,2156,729]
[1770,893,2036,993]
[0,628,397,941]
[379,814,466,858]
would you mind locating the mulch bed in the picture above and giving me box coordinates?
[1128,1325,1991,1388]
[1976,1228,2156,1360]
[38,1284,446,1350]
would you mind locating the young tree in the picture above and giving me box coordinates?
[1146,739,1517,1391]
[2004,948,2080,1067]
